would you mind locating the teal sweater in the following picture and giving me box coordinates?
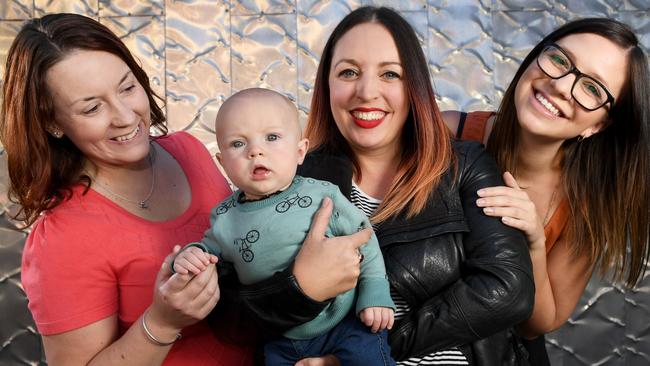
[193,176,394,339]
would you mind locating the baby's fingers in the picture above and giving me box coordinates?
[369,308,382,333]
[173,261,190,275]
[186,247,211,265]
[360,308,374,327]
[174,257,202,275]
[377,308,392,331]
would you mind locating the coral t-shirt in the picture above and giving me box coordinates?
[22,132,253,365]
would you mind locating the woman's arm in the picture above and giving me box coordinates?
[389,143,535,359]
[42,249,220,365]
[517,234,593,338]
[476,172,595,338]
[42,314,168,365]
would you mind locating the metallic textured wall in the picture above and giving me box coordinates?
[0,1,649,365]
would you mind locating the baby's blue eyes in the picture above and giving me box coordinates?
[230,134,279,148]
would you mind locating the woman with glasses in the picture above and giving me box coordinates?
[445,18,650,365]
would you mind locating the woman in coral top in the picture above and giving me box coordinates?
[0,13,255,366]
[2,14,366,365]
[444,18,650,365]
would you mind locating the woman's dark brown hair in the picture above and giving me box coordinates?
[305,6,454,223]
[488,18,650,287]
[0,13,167,226]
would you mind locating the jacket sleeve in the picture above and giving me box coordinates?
[389,142,535,359]
[214,262,331,337]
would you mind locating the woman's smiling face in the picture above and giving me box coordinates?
[514,32,629,141]
[46,49,152,170]
[328,22,410,157]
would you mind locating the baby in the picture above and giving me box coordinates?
[172,88,395,365]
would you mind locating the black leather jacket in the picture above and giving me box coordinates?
[226,141,534,365]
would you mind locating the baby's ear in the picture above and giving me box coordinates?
[297,138,309,164]
[215,152,223,165]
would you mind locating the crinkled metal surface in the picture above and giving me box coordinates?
[34,0,99,17]
[0,1,648,364]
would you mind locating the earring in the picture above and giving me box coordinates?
[49,128,64,138]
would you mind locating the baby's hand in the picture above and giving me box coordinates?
[173,246,218,275]
[359,307,394,333]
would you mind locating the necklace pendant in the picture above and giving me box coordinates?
[139,201,148,209]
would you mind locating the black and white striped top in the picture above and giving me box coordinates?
[351,182,469,366]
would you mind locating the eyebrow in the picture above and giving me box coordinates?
[71,70,133,104]
[558,45,610,88]
[333,59,402,68]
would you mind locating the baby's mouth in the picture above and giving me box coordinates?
[253,166,270,175]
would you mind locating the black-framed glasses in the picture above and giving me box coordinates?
[536,43,615,111]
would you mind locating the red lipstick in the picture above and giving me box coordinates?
[351,108,385,129]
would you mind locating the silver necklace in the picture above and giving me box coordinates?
[91,147,156,209]
[542,186,558,227]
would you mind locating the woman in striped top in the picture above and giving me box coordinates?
[282,6,534,366]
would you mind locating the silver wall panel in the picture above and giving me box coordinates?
[233,0,296,15]
[99,0,164,16]
[231,13,297,97]
[164,0,231,149]
[101,15,166,98]
[1,1,649,364]
[34,0,99,17]
[428,1,494,110]
[0,1,32,20]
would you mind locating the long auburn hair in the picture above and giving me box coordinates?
[488,18,650,287]
[0,13,167,226]
[306,6,454,223]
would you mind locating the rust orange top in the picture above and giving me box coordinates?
[458,111,569,254]
[458,111,494,142]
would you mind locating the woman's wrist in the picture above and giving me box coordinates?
[292,258,327,301]
[141,310,182,346]
[141,308,183,346]
[529,237,547,254]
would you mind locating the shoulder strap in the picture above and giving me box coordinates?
[456,112,468,139]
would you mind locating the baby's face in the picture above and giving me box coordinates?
[216,95,307,200]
